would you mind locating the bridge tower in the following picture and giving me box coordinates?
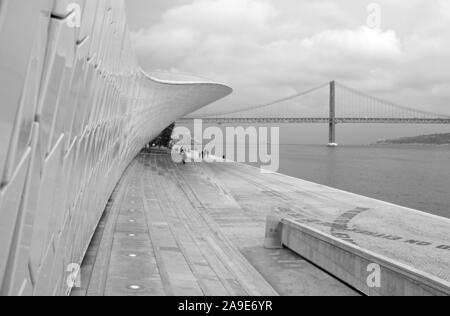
[328,81,337,146]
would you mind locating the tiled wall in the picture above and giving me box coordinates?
[0,0,231,296]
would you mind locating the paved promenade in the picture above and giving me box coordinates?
[72,152,450,296]
[72,153,358,296]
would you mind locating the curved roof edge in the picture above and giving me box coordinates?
[140,69,233,118]
[141,69,233,92]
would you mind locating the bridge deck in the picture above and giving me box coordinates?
[72,152,450,296]
[72,153,358,296]
[179,118,450,124]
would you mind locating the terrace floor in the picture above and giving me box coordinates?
[71,152,359,296]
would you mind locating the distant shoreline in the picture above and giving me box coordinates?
[374,143,450,147]
[376,133,450,146]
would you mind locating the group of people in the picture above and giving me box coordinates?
[177,147,226,165]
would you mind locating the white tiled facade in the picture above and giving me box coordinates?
[0,0,231,296]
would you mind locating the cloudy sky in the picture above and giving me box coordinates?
[125,0,450,142]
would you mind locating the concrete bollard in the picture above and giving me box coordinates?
[264,215,284,249]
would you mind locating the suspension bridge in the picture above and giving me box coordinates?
[182,81,450,145]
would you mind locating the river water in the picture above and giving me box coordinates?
[179,122,450,219]
[272,144,450,219]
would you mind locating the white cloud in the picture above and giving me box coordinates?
[303,27,402,61]
[129,0,450,115]
[162,0,278,35]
